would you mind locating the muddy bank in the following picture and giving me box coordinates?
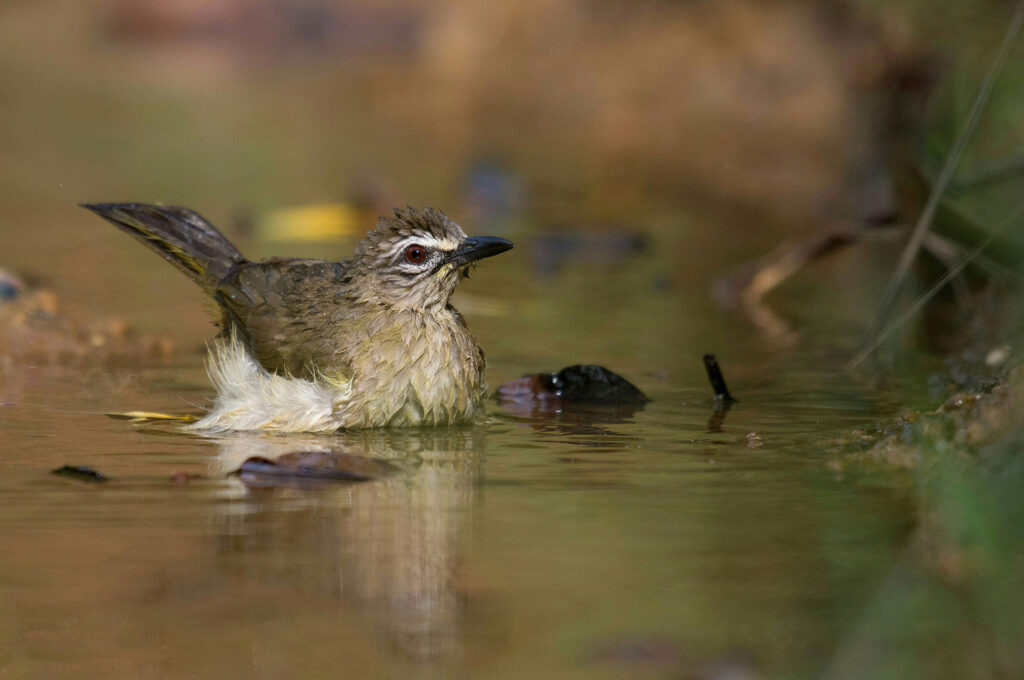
[825,336,1024,678]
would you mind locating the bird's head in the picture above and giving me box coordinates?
[350,207,513,309]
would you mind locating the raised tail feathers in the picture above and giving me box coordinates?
[81,203,246,293]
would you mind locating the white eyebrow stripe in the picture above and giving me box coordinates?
[388,234,460,256]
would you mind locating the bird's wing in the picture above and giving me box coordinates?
[215,258,354,380]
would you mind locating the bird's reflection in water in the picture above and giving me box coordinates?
[207,427,486,663]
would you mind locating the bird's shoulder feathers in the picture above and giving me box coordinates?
[215,258,355,379]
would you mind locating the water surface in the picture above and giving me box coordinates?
[0,235,915,680]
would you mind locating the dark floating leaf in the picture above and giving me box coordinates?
[233,451,396,484]
[51,465,109,483]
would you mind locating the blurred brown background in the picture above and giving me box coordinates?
[0,0,1018,347]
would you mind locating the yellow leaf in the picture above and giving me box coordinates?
[105,411,198,422]
[258,204,361,242]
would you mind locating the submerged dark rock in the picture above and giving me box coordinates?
[233,451,396,485]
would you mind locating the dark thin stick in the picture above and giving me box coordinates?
[703,354,736,403]
[858,0,1024,360]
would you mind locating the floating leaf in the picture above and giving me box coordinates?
[51,465,109,483]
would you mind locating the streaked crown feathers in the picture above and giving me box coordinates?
[353,206,466,266]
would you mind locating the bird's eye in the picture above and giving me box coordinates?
[405,244,427,264]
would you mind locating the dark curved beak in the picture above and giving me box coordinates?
[447,236,515,267]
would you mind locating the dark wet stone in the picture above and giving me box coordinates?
[496,366,649,434]
[51,465,109,483]
[550,365,649,403]
[234,451,396,484]
[498,365,648,404]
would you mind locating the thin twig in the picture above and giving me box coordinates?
[848,206,1024,369]
[703,353,736,402]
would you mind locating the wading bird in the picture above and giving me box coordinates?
[84,203,513,432]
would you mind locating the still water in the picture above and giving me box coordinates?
[0,229,915,679]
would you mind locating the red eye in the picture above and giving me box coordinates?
[405,244,427,264]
